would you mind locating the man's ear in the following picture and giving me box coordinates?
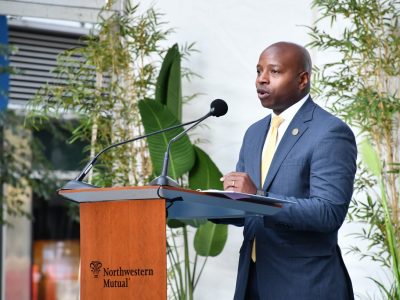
[298,71,310,90]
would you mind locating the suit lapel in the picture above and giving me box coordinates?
[263,98,315,190]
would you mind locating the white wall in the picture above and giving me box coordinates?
[138,0,388,299]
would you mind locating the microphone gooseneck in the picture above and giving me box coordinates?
[151,99,228,186]
[74,121,195,182]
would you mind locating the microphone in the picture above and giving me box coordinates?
[209,98,228,117]
[61,99,228,190]
[150,99,228,186]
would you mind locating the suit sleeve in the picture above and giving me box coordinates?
[264,123,357,232]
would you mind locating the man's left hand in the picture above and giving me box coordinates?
[221,172,257,194]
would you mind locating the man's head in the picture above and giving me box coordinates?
[255,42,312,114]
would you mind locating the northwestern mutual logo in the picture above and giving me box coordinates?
[89,261,154,288]
[90,261,102,278]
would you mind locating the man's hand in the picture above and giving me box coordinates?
[221,172,257,194]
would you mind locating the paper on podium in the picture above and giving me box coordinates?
[199,189,295,205]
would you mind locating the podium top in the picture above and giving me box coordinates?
[59,185,161,203]
[58,185,294,218]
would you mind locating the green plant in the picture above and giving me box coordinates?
[167,219,227,300]
[360,140,400,298]
[139,39,228,300]
[308,0,400,297]
[0,110,59,224]
[165,145,227,300]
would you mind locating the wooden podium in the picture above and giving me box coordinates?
[58,185,289,299]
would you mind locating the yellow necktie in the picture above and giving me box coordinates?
[261,115,285,184]
[252,115,284,262]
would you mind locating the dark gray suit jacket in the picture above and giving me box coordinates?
[233,98,357,300]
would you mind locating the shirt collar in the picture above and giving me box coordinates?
[271,94,309,123]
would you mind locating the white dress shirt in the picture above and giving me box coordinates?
[262,94,309,157]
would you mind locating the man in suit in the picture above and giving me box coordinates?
[221,42,357,299]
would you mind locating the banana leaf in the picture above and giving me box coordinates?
[138,99,194,179]
[189,146,227,256]
[155,44,182,122]
[194,221,228,257]
[189,146,223,190]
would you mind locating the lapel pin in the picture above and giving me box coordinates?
[292,128,299,136]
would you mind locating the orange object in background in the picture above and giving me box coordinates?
[33,240,80,300]
[32,264,40,300]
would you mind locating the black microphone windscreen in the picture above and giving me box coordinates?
[210,99,228,117]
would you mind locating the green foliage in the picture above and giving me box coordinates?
[150,44,227,299]
[167,220,228,300]
[156,43,182,121]
[165,143,227,299]
[360,140,400,298]
[138,99,194,179]
[309,0,400,132]
[309,0,400,297]
[359,140,382,177]
[189,146,224,190]
[194,221,227,257]
[0,111,57,224]
[0,44,18,81]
